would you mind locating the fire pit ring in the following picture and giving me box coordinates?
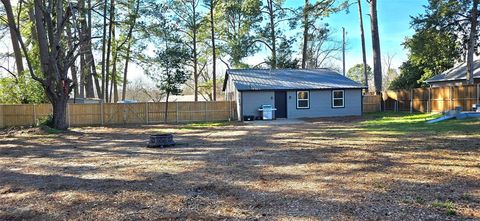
[147,133,175,148]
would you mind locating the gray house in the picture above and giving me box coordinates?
[426,60,480,87]
[223,69,366,120]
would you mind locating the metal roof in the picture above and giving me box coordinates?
[426,60,480,83]
[225,69,366,91]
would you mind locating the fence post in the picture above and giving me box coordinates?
[477,84,480,108]
[176,102,179,123]
[428,87,431,113]
[410,89,413,113]
[0,105,3,128]
[450,86,454,111]
[33,104,37,125]
[394,97,399,112]
[229,101,232,121]
[67,103,71,127]
[146,102,149,124]
[123,103,127,124]
[100,102,104,126]
[204,101,208,121]
[378,92,388,112]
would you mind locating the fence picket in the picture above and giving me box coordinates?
[0,101,237,128]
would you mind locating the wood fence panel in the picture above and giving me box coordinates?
[70,104,102,126]
[206,101,231,121]
[452,85,476,111]
[412,88,429,112]
[103,103,125,125]
[147,102,177,123]
[35,104,53,122]
[3,104,35,127]
[363,95,381,113]
[397,90,412,111]
[0,105,3,128]
[383,91,397,111]
[177,102,207,122]
[124,103,147,124]
[0,101,237,128]
[430,86,450,112]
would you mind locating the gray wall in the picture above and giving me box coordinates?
[241,91,274,117]
[286,89,362,118]
[237,89,362,120]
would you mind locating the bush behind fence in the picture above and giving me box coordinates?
[0,101,237,128]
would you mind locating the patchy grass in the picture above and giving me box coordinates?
[0,117,479,220]
[361,112,480,135]
[432,200,457,215]
[179,121,230,129]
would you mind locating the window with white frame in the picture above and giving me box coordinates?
[332,90,344,108]
[297,91,309,109]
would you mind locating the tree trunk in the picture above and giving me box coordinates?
[80,54,85,98]
[121,0,140,101]
[210,0,217,101]
[268,0,276,69]
[66,25,79,98]
[32,0,72,130]
[467,0,478,84]
[357,0,368,89]
[78,0,94,98]
[105,0,115,102]
[302,0,309,69]
[122,42,132,101]
[51,97,69,130]
[164,92,170,123]
[111,16,118,103]
[112,53,118,102]
[193,1,199,102]
[369,0,382,93]
[101,0,108,101]
[70,64,79,98]
[85,0,101,98]
[2,0,24,76]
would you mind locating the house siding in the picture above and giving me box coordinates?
[286,89,362,118]
[241,91,275,118]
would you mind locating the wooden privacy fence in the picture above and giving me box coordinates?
[0,101,237,128]
[383,84,480,113]
[363,95,382,113]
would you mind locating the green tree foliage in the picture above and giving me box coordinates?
[389,61,424,89]
[0,76,47,104]
[217,0,262,68]
[256,0,298,69]
[144,25,189,121]
[347,64,372,86]
[267,40,299,68]
[390,0,464,89]
[412,0,479,56]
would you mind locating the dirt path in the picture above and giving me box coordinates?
[0,121,479,220]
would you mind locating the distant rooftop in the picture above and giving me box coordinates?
[224,69,365,91]
[426,60,480,83]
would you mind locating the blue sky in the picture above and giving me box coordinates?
[311,0,428,70]
[243,0,429,72]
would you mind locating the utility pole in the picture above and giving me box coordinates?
[342,27,346,76]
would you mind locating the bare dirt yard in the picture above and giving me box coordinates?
[0,113,479,220]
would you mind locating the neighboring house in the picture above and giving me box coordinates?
[223,69,366,120]
[426,60,480,87]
